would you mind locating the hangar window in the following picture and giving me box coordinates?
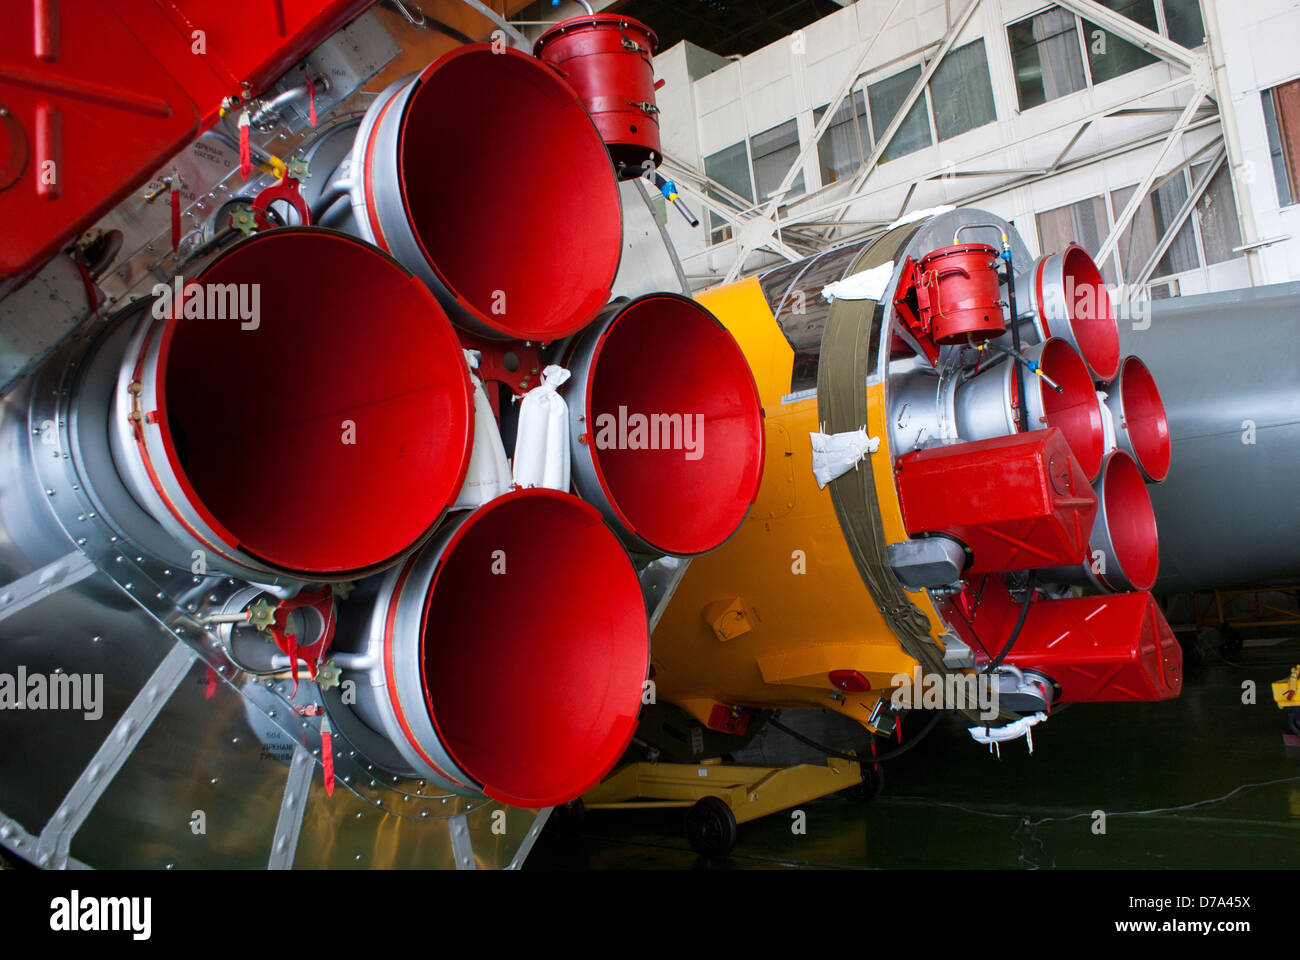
[1081,0,1159,84]
[930,39,998,141]
[1035,195,1118,284]
[1193,163,1243,264]
[1262,78,1300,208]
[1008,8,1088,110]
[1111,175,1199,279]
[703,141,755,244]
[1009,3,1204,111]
[1162,0,1206,47]
[867,64,933,161]
[750,119,806,203]
[1056,164,1244,293]
[813,91,871,185]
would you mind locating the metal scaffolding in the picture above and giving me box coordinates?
[671,0,1259,291]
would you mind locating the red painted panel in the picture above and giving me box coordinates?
[956,576,1182,702]
[0,0,373,280]
[896,428,1097,574]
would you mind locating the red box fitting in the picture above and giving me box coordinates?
[957,577,1182,702]
[896,429,1097,574]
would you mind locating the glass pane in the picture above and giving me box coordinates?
[930,39,997,140]
[1262,79,1300,207]
[1036,195,1118,284]
[1112,174,1197,280]
[1163,0,1206,47]
[867,65,932,161]
[1008,8,1087,110]
[750,119,805,202]
[1261,89,1293,207]
[704,142,753,243]
[1082,0,1159,84]
[1193,163,1243,264]
[814,91,869,186]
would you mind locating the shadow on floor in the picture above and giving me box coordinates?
[527,644,1300,869]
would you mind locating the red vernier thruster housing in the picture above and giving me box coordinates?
[535,14,663,169]
[893,242,1008,351]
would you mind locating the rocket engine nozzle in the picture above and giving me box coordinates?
[955,337,1106,481]
[565,293,766,556]
[110,228,474,580]
[334,488,649,808]
[350,44,623,342]
[1044,449,1160,592]
[1016,243,1120,382]
[1105,356,1171,483]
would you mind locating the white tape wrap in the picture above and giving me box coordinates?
[810,428,880,489]
[968,711,1048,757]
[821,261,895,303]
[454,351,512,510]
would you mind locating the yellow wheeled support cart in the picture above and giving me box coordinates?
[579,756,866,855]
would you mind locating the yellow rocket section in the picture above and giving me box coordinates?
[651,277,950,733]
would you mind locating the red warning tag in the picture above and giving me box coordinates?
[169,176,181,252]
[238,110,252,181]
[320,714,335,797]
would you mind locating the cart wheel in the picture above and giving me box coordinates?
[1219,623,1244,655]
[1286,707,1300,737]
[843,763,884,802]
[546,797,585,835]
[684,796,737,856]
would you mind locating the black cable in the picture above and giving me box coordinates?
[983,572,1036,674]
[1003,250,1031,432]
[767,709,946,766]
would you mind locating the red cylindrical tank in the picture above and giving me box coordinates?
[535,14,662,170]
[918,243,1006,344]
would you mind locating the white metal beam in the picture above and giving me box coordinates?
[837,0,985,205]
[780,115,1221,252]
[1096,84,1211,264]
[749,75,1205,235]
[762,0,906,211]
[1199,0,1263,285]
[1128,146,1225,293]
[1054,0,1198,70]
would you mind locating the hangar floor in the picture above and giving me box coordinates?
[528,638,1300,869]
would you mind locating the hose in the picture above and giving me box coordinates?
[620,164,700,227]
[767,709,946,766]
[1003,241,1031,432]
[982,572,1036,674]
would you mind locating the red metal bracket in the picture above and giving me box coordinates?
[251,174,312,231]
[268,585,337,693]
